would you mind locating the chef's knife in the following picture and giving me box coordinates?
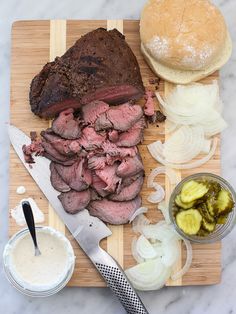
[9,125,148,314]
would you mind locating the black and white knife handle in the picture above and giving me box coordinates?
[92,247,149,314]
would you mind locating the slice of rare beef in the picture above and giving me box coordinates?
[95,164,121,193]
[95,103,143,132]
[58,189,91,214]
[54,159,92,191]
[88,196,142,224]
[102,141,137,158]
[91,172,110,197]
[41,141,77,165]
[50,162,71,192]
[81,101,109,124]
[115,117,145,147]
[116,154,144,178]
[88,156,107,170]
[30,28,144,118]
[41,129,81,157]
[51,108,81,139]
[78,126,106,151]
[108,175,144,201]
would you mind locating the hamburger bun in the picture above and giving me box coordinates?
[140,0,232,84]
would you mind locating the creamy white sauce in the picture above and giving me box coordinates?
[16,186,26,195]
[11,198,44,226]
[5,227,75,291]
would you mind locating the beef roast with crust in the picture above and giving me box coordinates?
[88,196,142,225]
[58,189,91,214]
[30,28,144,118]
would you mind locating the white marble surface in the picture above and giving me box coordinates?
[0,0,236,313]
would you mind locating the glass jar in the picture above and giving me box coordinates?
[3,226,75,297]
[169,173,236,244]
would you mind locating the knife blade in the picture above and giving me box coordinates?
[9,125,149,314]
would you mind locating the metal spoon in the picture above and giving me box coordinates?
[22,201,41,256]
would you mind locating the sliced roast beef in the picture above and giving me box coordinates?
[102,141,137,158]
[58,189,91,214]
[88,156,107,170]
[78,126,106,151]
[81,101,109,124]
[54,159,92,191]
[116,154,144,178]
[88,196,142,225]
[41,141,77,165]
[91,172,110,197]
[95,164,121,193]
[52,109,81,139]
[50,162,71,192]
[122,171,145,187]
[144,91,155,117]
[95,103,143,132]
[108,130,119,142]
[41,129,81,157]
[30,28,144,118]
[115,117,145,147]
[109,176,144,201]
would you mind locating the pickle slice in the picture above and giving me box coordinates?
[180,180,209,203]
[176,209,202,235]
[215,189,234,215]
[197,229,210,237]
[198,203,215,223]
[206,197,217,217]
[217,215,228,225]
[202,218,216,232]
[175,195,195,209]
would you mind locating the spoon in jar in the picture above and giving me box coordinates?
[22,201,41,256]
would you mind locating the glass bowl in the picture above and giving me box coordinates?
[169,173,236,244]
[3,226,75,297]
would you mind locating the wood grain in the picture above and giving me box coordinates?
[9,20,221,287]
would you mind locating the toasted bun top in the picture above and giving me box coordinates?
[140,0,227,71]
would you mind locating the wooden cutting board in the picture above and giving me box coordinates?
[9,20,221,287]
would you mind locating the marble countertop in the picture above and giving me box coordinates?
[0,0,236,313]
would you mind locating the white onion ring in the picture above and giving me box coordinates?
[129,207,148,223]
[147,186,165,204]
[132,214,150,234]
[171,238,192,281]
[148,137,218,170]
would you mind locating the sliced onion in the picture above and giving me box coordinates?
[147,166,179,188]
[147,185,165,203]
[163,125,205,164]
[158,201,171,224]
[131,238,145,263]
[125,258,171,291]
[132,214,150,234]
[171,238,192,281]
[161,239,181,267]
[129,207,148,223]
[148,137,218,170]
[142,222,178,242]
[152,241,164,257]
[201,139,211,154]
[136,235,157,259]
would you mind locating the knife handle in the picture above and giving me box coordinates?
[92,247,149,314]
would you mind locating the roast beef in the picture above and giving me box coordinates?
[95,103,143,132]
[116,154,144,178]
[81,101,109,124]
[115,117,145,147]
[78,126,106,151]
[108,130,119,142]
[41,129,81,157]
[30,28,144,118]
[95,164,121,193]
[91,172,110,197]
[144,91,155,117]
[58,189,91,214]
[52,108,81,139]
[41,141,77,165]
[121,171,144,187]
[88,156,107,170]
[50,162,71,192]
[102,141,137,158]
[108,176,144,201]
[54,159,92,191]
[88,196,142,225]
